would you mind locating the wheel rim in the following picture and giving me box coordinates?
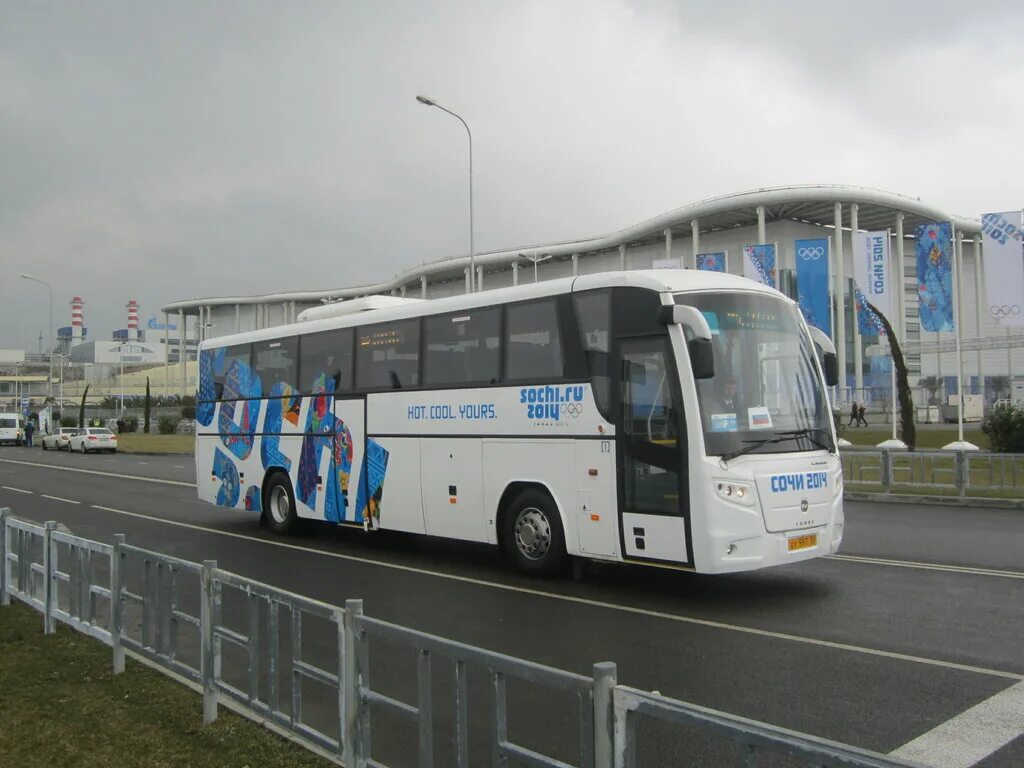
[513,506,552,561]
[269,485,290,525]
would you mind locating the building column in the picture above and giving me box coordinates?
[512,262,519,287]
[477,266,483,291]
[420,276,427,299]
[850,203,863,400]
[464,268,470,294]
[234,303,240,333]
[178,309,186,398]
[400,285,407,298]
[664,228,673,264]
[619,244,626,270]
[757,205,766,244]
[571,253,579,276]
[691,220,700,270]
[253,305,259,330]
[834,203,847,402]
[164,311,170,398]
[973,237,984,395]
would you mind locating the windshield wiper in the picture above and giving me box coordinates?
[774,428,835,454]
[720,436,788,463]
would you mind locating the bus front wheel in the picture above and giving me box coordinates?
[264,472,298,535]
[502,489,566,576]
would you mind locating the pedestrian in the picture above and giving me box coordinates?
[848,402,859,427]
[24,419,35,448]
[858,403,868,427]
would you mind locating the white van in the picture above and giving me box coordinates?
[0,413,24,446]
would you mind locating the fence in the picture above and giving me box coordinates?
[0,508,923,768]
[840,449,1024,498]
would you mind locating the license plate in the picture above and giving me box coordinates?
[788,533,817,552]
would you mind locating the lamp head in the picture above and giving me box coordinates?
[416,95,436,106]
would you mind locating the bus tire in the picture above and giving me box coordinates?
[502,488,566,576]
[264,471,298,535]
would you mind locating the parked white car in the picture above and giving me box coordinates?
[68,428,118,454]
[0,413,24,446]
[41,427,79,451]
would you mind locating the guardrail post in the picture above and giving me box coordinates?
[956,451,967,498]
[880,449,892,491]
[200,559,218,725]
[111,534,126,673]
[593,662,617,768]
[343,598,363,767]
[0,508,9,607]
[43,521,57,634]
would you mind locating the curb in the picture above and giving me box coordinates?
[845,491,1024,510]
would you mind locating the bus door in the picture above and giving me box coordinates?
[615,336,690,564]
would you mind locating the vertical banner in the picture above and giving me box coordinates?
[915,222,954,332]
[696,252,726,272]
[742,244,776,288]
[852,231,892,335]
[794,238,831,336]
[981,211,1024,327]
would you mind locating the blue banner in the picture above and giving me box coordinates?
[696,252,726,272]
[794,238,830,336]
[916,222,954,332]
[742,244,776,288]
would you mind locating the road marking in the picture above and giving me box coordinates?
[174,465,186,469]
[40,494,81,505]
[827,554,1024,580]
[0,458,193,488]
[82,503,1022,683]
[890,680,1024,767]
[1,486,32,494]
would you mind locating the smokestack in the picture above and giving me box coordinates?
[70,296,85,347]
[127,299,140,341]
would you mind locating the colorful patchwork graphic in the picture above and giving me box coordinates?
[261,382,299,472]
[355,438,389,526]
[244,485,262,511]
[213,447,240,508]
[196,348,219,427]
[219,359,262,460]
[916,222,954,332]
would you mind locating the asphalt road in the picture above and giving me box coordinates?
[1,446,1022,767]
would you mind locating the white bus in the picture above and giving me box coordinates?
[195,270,843,575]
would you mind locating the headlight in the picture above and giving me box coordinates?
[714,480,756,507]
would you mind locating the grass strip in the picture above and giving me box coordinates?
[116,433,195,454]
[0,601,329,768]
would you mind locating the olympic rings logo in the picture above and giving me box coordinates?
[798,246,825,260]
[561,403,584,418]
[990,304,1022,319]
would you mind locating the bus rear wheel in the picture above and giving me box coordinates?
[264,472,298,535]
[502,489,566,576]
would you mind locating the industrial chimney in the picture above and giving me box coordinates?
[70,296,85,347]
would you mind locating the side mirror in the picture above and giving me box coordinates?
[688,338,715,380]
[822,352,839,387]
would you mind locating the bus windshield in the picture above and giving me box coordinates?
[676,292,833,457]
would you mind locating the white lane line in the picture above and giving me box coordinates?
[84,503,1022,683]
[174,465,186,469]
[1,486,33,494]
[890,680,1024,767]
[827,554,1024,581]
[40,494,81,505]
[0,458,193,488]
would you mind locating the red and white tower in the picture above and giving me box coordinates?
[127,299,140,341]
[70,296,85,347]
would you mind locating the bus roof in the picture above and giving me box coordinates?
[200,269,786,349]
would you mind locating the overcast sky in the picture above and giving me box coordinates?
[2,0,1022,350]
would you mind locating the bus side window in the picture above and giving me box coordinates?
[298,328,354,393]
[357,319,421,390]
[423,308,500,386]
[504,299,563,381]
[573,290,612,418]
[253,337,298,391]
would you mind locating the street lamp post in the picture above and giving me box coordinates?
[416,94,475,292]
[20,274,54,400]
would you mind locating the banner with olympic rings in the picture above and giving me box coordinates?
[794,238,831,336]
[915,222,954,333]
[696,252,726,272]
[742,244,776,288]
[981,211,1024,327]
[852,231,892,336]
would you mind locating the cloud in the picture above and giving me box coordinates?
[1,0,1022,348]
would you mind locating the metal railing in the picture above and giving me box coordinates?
[841,449,1024,498]
[0,508,923,768]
